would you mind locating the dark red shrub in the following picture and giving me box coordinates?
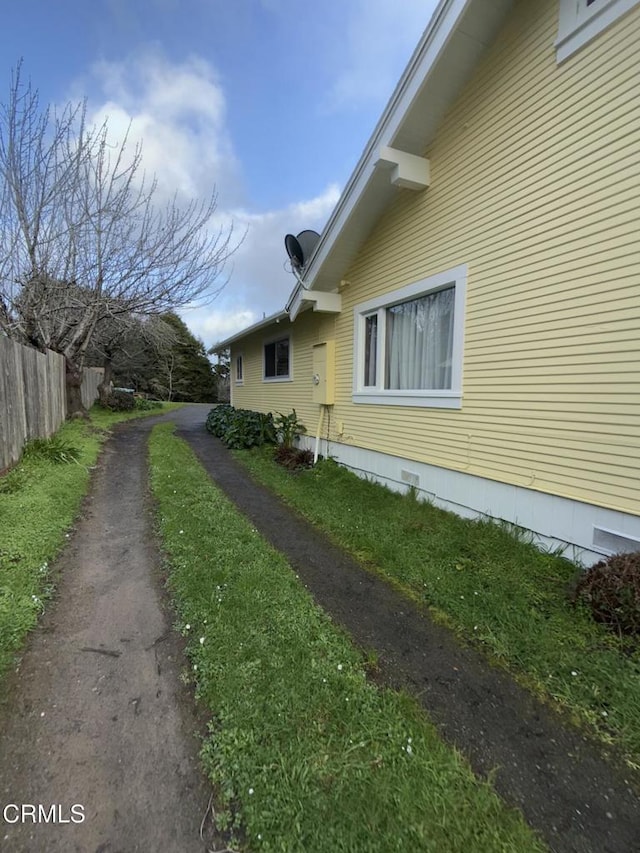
[274,446,314,471]
[573,551,640,637]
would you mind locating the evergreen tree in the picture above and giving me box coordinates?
[154,313,217,402]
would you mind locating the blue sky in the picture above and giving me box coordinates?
[0,0,437,347]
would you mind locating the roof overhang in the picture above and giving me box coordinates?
[212,310,289,350]
[296,0,515,295]
[216,0,515,345]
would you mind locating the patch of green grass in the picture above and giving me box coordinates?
[235,449,640,769]
[149,424,545,853]
[0,402,182,682]
[89,400,183,431]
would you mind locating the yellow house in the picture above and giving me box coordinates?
[216,0,640,565]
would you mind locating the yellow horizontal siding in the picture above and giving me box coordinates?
[329,0,640,516]
[231,312,335,438]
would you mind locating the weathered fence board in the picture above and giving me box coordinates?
[45,349,66,437]
[0,337,102,471]
[81,367,103,411]
[1,337,28,472]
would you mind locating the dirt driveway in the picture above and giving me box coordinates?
[0,407,216,853]
[2,404,639,853]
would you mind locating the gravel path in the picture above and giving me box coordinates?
[0,409,215,853]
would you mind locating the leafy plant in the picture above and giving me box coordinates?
[206,403,235,437]
[206,404,276,449]
[274,445,314,471]
[572,552,640,638]
[22,435,82,464]
[274,409,306,448]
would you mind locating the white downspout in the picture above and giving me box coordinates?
[313,405,325,464]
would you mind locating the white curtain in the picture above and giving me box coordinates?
[386,287,454,390]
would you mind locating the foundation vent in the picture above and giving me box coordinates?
[592,527,640,556]
[401,469,420,488]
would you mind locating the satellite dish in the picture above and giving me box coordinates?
[284,230,321,273]
[285,234,304,269]
[295,230,320,265]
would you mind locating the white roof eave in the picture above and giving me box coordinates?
[295,0,514,295]
[213,310,289,350]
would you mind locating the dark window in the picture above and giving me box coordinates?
[235,355,243,382]
[364,314,377,386]
[264,337,290,378]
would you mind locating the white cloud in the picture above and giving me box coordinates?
[80,51,342,351]
[87,51,243,205]
[181,308,258,346]
[229,183,341,303]
[189,182,341,349]
[326,0,436,110]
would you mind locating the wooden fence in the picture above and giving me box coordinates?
[81,367,104,411]
[0,336,103,472]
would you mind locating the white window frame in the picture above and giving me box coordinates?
[263,334,292,383]
[234,353,244,385]
[352,265,466,409]
[556,0,640,63]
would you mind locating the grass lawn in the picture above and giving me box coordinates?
[0,402,182,682]
[149,423,546,853]
[235,447,640,770]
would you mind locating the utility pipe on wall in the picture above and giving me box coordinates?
[313,405,325,464]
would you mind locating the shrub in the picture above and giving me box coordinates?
[206,404,234,437]
[101,390,136,412]
[134,397,163,411]
[573,551,640,637]
[274,445,315,471]
[206,405,277,449]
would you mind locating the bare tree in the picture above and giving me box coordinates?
[0,63,86,339]
[0,63,237,414]
[87,311,178,404]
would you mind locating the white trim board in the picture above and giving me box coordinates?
[352,264,467,409]
[299,438,640,567]
[556,0,640,62]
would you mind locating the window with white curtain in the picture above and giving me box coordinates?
[353,265,466,409]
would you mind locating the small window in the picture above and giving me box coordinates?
[264,336,290,381]
[353,266,466,409]
[235,354,243,384]
[556,0,640,63]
